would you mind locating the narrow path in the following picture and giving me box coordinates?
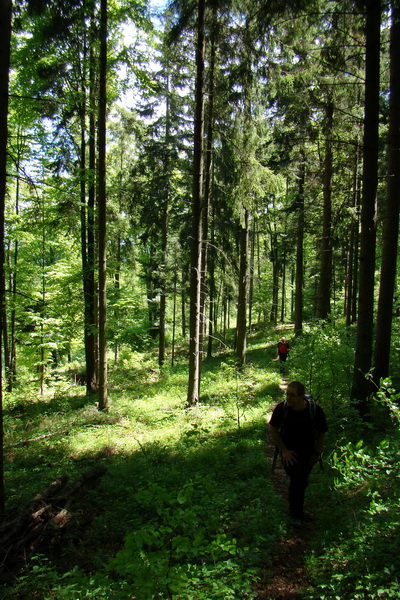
[256,376,315,600]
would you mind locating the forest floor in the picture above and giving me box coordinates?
[2,359,321,599]
[256,376,315,600]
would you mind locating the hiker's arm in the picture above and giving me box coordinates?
[269,425,297,466]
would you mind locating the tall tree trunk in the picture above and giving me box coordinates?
[281,249,286,322]
[0,0,12,516]
[114,237,121,363]
[97,0,108,411]
[159,80,171,367]
[7,125,22,391]
[346,145,361,326]
[236,208,249,367]
[373,0,400,385]
[352,176,361,324]
[201,9,216,364]
[187,0,205,405]
[270,256,279,325]
[171,267,177,366]
[248,216,255,332]
[82,24,97,394]
[207,215,215,359]
[181,269,186,339]
[80,111,90,382]
[351,0,381,412]
[294,153,305,335]
[317,100,334,319]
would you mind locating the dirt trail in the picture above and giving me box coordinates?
[256,377,315,600]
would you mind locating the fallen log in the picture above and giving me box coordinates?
[0,465,107,583]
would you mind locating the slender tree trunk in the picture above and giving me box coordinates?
[270,229,279,325]
[373,0,400,385]
[39,209,47,395]
[114,238,121,363]
[294,154,305,335]
[7,126,21,390]
[346,143,362,326]
[187,0,206,405]
[236,208,249,367]
[3,247,9,388]
[0,0,12,515]
[223,290,227,346]
[352,179,361,323]
[281,250,286,322]
[97,0,108,411]
[82,27,97,394]
[80,112,90,381]
[203,11,216,362]
[351,0,381,412]
[207,217,215,359]
[181,270,186,339]
[270,265,279,325]
[317,100,334,319]
[171,267,177,366]
[159,87,170,366]
[248,216,255,332]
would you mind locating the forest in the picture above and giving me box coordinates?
[0,0,400,598]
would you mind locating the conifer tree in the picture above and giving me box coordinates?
[373,0,400,385]
[351,0,381,412]
[0,0,12,517]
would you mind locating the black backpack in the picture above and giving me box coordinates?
[271,392,323,472]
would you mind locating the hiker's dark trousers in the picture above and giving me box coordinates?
[278,354,288,372]
[284,458,313,519]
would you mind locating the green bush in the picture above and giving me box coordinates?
[305,383,400,600]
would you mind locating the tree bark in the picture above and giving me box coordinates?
[248,217,256,332]
[82,21,97,394]
[294,154,305,335]
[159,79,171,367]
[97,0,108,411]
[0,0,12,516]
[317,100,334,319]
[236,208,249,367]
[187,0,205,405]
[373,0,400,385]
[346,143,361,326]
[351,0,381,412]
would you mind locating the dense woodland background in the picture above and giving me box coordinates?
[1,0,400,598]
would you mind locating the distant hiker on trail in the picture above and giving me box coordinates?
[276,337,290,373]
[269,380,328,527]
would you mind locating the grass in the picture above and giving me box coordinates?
[1,331,288,599]
[2,325,400,599]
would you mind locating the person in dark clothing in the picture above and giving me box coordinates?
[269,380,327,526]
[276,337,290,373]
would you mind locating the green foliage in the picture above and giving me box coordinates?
[0,332,284,599]
[305,383,400,600]
[2,329,400,600]
[104,477,258,599]
[287,321,354,403]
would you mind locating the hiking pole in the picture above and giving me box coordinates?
[271,445,279,473]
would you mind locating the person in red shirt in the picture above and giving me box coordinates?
[276,337,290,373]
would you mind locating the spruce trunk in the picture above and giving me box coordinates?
[351,0,381,412]
[374,0,400,385]
[187,0,205,405]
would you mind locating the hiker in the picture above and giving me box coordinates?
[276,337,290,373]
[269,380,327,526]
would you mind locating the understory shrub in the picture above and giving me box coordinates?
[288,321,354,404]
[305,384,400,600]
[106,476,259,599]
